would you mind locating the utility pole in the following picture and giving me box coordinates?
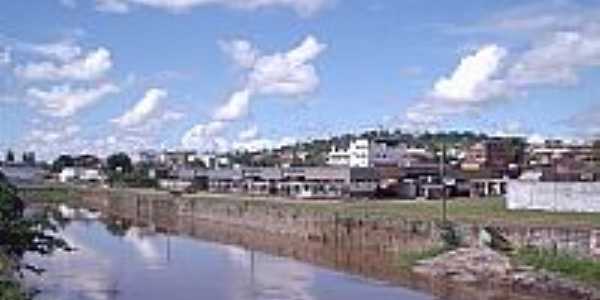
[440,143,448,224]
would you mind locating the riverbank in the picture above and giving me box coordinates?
[413,247,600,300]
[182,189,600,228]
[21,185,600,228]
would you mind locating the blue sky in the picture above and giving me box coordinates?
[2,0,600,160]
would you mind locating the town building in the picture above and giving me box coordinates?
[327,138,429,168]
[160,150,197,167]
[59,167,104,183]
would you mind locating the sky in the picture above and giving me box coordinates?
[2,0,600,160]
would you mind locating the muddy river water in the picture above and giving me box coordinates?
[23,206,570,300]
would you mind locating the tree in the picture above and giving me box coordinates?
[106,152,133,173]
[51,155,75,173]
[5,149,14,163]
[22,152,36,165]
[593,140,600,164]
[0,173,71,278]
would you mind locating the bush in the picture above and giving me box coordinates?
[0,173,71,298]
[439,222,462,249]
[515,247,600,284]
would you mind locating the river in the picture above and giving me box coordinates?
[23,206,435,300]
[22,205,567,300]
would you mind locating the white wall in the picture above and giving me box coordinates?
[507,180,600,213]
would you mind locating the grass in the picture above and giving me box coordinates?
[514,247,600,285]
[18,188,75,203]
[394,246,447,269]
[0,281,26,300]
[0,255,26,300]
[185,191,600,228]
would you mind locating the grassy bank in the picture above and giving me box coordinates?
[0,254,25,300]
[184,191,600,228]
[514,247,600,285]
[394,246,447,269]
[18,187,75,203]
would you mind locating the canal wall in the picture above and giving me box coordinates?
[507,180,600,213]
[78,188,600,258]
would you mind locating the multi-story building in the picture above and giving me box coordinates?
[461,138,524,173]
[160,151,197,167]
[327,138,428,168]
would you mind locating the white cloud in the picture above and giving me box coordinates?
[180,120,228,150]
[181,35,326,151]
[213,88,252,121]
[238,124,259,141]
[232,136,296,152]
[403,45,508,128]
[430,44,508,102]
[0,47,10,65]
[220,39,259,68]
[27,124,81,144]
[27,83,119,117]
[96,0,130,13]
[96,0,330,16]
[507,30,600,86]
[112,88,167,127]
[15,47,113,81]
[248,35,326,96]
[29,40,83,62]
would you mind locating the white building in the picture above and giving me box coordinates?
[59,167,103,183]
[327,138,423,168]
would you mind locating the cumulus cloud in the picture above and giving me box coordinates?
[181,35,326,151]
[219,39,259,68]
[213,88,252,121]
[238,124,259,141]
[28,40,83,62]
[430,44,508,102]
[232,135,296,152]
[96,0,130,12]
[26,124,81,144]
[403,44,508,128]
[95,0,330,16]
[180,120,228,150]
[27,83,119,117]
[507,30,600,86]
[0,47,11,65]
[15,47,113,81]
[112,88,167,127]
[248,35,326,96]
[404,24,600,130]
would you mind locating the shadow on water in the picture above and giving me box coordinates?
[23,199,574,300]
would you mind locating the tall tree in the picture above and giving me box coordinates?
[592,140,600,164]
[5,149,14,163]
[106,152,133,173]
[51,155,75,173]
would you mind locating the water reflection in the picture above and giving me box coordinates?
[24,207,435,300]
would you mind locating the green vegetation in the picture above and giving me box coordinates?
[188,193,600,228]
[395,246,447,269]
[20,188,73,203]
[514,247,600,285]
[0,173,70,299]
[0,281,26,300]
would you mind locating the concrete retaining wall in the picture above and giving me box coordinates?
[507,180,600,213]
[79,188,600,258]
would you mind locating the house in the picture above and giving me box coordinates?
[461,137,524,173]
[279,167,351,199]
[159,150,197,167]
[59,167,104,183]
[327,138,429,168]
[0,165,48,187]
[207,169,244,193]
